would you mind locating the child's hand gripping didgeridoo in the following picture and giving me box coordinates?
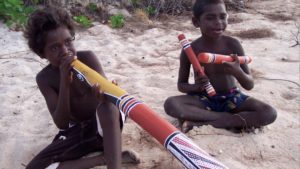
[178,34,216,97]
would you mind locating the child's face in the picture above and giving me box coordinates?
[195,3,228,39]
[43,26,76,67]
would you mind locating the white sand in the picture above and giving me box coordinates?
[0,0,299,168]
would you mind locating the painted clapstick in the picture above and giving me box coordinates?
[198,53,252,64]
[71,59,228,169]
[178,34,216,97]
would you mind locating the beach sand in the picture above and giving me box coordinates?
[0,0,299,168]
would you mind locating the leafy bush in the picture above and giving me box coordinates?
[109,14,125,28]
[73,15,92,27]
[0,0,35,29]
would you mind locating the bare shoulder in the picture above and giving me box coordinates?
[191,37,202,47]
[190,37,205,54]
[223,35,241,45]
[77,50,99,66]
[76,50,104,75]
[36,65,51,85]
[77,50,97,61]
[222,35,244,55]
[36,65,59,92]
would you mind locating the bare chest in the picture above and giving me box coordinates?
[69,79,99,121]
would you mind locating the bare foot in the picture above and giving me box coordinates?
[181,121,194,133]
[122,150,140,164]
[170,119,185,130]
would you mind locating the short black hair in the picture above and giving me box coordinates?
[193,0,225,19]
[24,6,75,58]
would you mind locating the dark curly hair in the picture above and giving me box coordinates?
[193,0,225,19]
[24,6,75,58]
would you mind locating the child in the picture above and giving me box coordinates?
[164,0,277,133]
[24,7,139,169]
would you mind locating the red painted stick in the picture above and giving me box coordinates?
[178,34,216,97]
[198,53,252,64]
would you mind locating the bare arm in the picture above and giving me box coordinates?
[37,52,75,129]
[36,72,71,129]
[177,51,207,93]
[223,38,254,90]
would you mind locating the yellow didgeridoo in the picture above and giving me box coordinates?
[198,53,252,64]
[71,59,228,169]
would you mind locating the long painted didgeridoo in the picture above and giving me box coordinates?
[198,53,252,64]
[71,60,228,169]
[178,34,216,97]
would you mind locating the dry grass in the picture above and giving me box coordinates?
[233,28,275,39]
[134,8,152,24]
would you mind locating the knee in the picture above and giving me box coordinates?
[25,160,39,169]
[164,97,177,115]
[266,106,277,124]
[25,163,33,169]
[259,105,277,126]
[97,101,119,122]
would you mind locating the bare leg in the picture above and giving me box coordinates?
[185,97,277,130]
[209,97,277,129]
[97,102,122,169]
[164,95,225,121]
[165,95,227,133]
[165,96,277,132]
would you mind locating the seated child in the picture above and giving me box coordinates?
[164,0,277,133]
[24,6,139,169]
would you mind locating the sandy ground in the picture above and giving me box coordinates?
[0,0,299,168]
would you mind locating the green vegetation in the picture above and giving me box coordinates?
[145,6,156,16]
[131,0,140,7]
[109,14,125,28]
[87,2,98,12]
[0,0,36,29]
[73,15,92,27]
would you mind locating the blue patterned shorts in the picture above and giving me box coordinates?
[190,88,249,112]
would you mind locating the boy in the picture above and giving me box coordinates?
[164,0,277,133]
[24,7,139,169]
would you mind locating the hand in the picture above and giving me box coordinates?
[92,83,106,101]
[195,73,210,92]
[59,52,77,85]
[112,79,118,86]
[92,80,118,101]
[222,54,242,76]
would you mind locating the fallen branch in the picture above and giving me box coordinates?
[290,22,300,47]
[257,76,300,87]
